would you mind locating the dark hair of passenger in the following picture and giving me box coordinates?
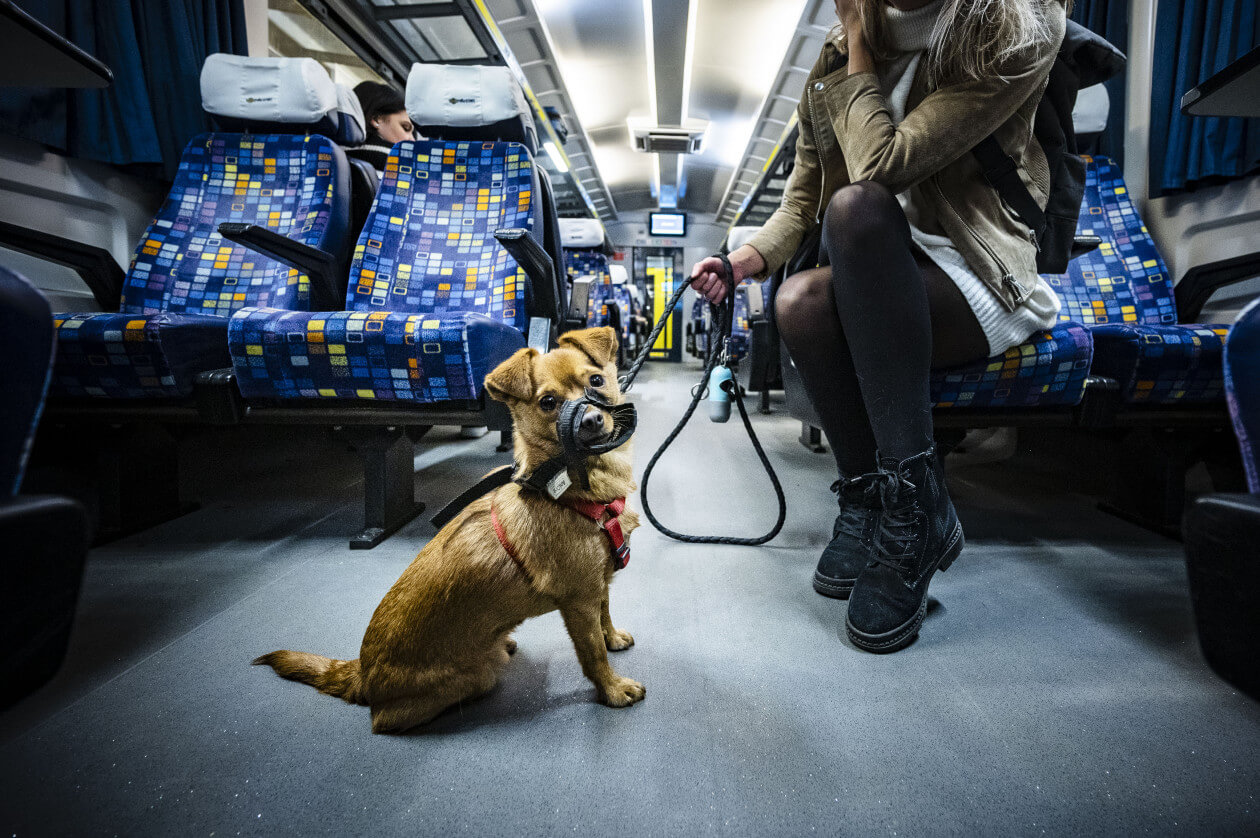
[353,81,412,146]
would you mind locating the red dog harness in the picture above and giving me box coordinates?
[490,493,630,578]
[564,497,631,570]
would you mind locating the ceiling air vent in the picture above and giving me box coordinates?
[628,118,708,155]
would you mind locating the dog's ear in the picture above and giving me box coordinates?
[484,348,538,403]
[558,326,618,368]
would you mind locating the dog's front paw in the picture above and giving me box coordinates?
[604,628,634,651]
[599,677,645,708]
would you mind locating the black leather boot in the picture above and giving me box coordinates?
[846,446,964,653]
[813,474,881,599]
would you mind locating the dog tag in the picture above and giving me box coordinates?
[546,468,573,499]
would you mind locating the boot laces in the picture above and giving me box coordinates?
[871,472,921,573]
[831,476,877,540]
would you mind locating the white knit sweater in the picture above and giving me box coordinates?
[879,0,1061,356]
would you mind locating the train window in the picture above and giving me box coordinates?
[268,0,383,87]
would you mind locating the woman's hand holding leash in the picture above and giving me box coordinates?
[689,245,765,304]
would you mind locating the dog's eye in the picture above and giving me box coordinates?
[539,395,558,411]
[589,374,605,388]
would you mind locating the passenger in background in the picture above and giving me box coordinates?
[351,81,415,173]
[691,0,1067,652]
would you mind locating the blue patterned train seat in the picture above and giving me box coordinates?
[588,282,615,329]
[931,323,1094,409]
[565,249,614,328]
[1046,156,1229,404]
[229,138,534,402]
[2,267,55,495]
[1225,299,1260,492]
[50,55,355,399]
[609,284,634,346]
[53,134,346,399]
[689,295,710,358]
[728,278,773,363]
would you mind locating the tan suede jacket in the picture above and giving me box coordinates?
[746,0,1067,312]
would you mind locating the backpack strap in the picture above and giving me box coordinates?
[972,135,1046,241]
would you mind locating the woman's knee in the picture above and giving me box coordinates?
[776,271,833,342]
[823,181,903,243]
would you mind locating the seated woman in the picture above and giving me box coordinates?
[350,81,415,174]
[691,0,1066,653]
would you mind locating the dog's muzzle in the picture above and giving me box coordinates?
[557,388,637,460]
[519,388,637,498]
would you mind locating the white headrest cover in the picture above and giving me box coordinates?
[727,226,760,251]
[560,218,605,249]
[335,84,365,135]
[406,64,529,127]
[1073,84,1110,136]
[201,54,337,123]
[609,265,629,285]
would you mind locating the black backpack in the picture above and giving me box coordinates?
[972,20,1126,274]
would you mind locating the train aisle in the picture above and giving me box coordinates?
[1,364,1257,836]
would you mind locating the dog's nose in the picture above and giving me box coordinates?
[581,407,605,433]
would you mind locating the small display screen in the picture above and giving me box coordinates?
[649,212,686,237]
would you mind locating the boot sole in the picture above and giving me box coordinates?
[846,523,965,654]
[812,571,856,599]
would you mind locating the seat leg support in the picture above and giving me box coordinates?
[1098,427,1243,540]
[28,422,194,545]
[799,422,827,454]
[342,427,424,550]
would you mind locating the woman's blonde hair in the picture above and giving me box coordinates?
[837,0,1064,88]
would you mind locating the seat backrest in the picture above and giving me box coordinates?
[1049,155,1178,327]
[119,55,352,317]
[565,249,610,284]
[564,249,612,325]
[341,64,540,331]
[334,83,380,240]
[1225,298,1260,493]
[0,267,54,496]
[560,218,605,250]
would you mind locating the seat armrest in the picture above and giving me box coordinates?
[216,223,342,310]
[0,220,123,311]
[1070,234,1104,262]
[563,276,593,332]
[495,227,561,324]
[1175,252,1260,323]
[745,282,767,322]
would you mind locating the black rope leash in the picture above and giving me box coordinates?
[619,254,786,546]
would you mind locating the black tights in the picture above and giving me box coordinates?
[777,181,988,476]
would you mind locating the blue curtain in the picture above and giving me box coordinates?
[1150,0,1260,196]
[0,0,247,179]
[1070,0,1130,165]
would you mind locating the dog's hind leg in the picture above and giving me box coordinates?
[369,650,510,734]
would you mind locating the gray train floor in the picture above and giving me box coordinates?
[2,363,1257,837]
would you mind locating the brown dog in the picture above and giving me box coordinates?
[254,327,644,733]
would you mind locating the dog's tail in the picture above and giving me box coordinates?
[252,651,367,705]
